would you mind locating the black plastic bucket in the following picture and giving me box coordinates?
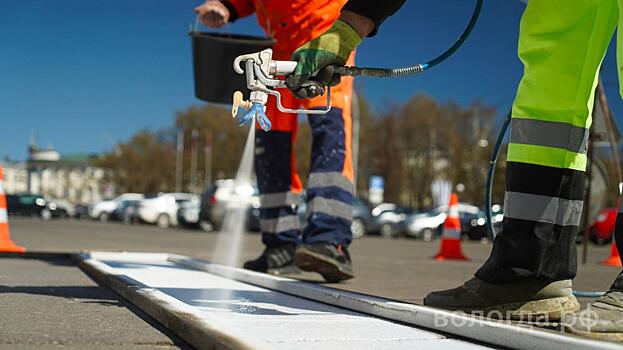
[190,29,274,105]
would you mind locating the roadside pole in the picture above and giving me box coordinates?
[175,129,184,193]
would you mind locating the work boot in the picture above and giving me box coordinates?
[562,290,623,342]
[423,277,580,321]
[243,245,301,275]
[294,243,354,282]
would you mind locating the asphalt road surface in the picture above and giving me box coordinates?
[2,217,621,348]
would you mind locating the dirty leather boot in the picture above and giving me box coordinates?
[423,277,580,321]
[562,290,623,342]
[243,245,301,275]
[294,243,354,282]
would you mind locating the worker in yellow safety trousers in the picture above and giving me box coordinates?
[195,0,357,282]
[284,0,623,342]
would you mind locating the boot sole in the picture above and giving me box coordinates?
[294,247,354,283]
[268,264,302,275]
[441,296,580,322]
[564,327,623,342]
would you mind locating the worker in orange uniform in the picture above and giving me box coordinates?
[196,0,356,282]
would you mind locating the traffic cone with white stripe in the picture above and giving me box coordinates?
[434,193,468,261]
[0,165,25,253]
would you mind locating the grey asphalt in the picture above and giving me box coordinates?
[3,217,622,348]
[0,253,191,349]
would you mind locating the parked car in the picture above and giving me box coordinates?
[88,193,144,221]
[369,203,415,238]
[401,203,482,241]
[402,207,446,241]
[177,196,201,228]
[350,198,373,239]
[46,198,74,218]
[461,209,503,242]
[6,194,53,219]
[137,193,198,228]
[589,207,616,245]
[73,203,89,219]
[110,199,141,224]
[198,180,259,231]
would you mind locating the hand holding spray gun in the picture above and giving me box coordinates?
[231,14,369,131]
[232,2,483,130]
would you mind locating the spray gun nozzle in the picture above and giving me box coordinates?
[237,103,272,132]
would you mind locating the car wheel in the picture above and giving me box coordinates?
[379,223,395,238]
[99,212,109,222]
[40,209,51,221]
[156,214,171,229]
[421,228,435,242]
[199,219,214,232]
[350,218,366,239]
[595,237,607,246]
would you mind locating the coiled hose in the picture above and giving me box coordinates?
[335,0,484,78]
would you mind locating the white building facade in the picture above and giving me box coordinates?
[1,144,109,204]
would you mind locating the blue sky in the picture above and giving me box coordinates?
[1,1,621,160]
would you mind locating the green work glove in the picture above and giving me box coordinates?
[286,20,362,99]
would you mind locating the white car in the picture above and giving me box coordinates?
[205,179,259,230]
[88,193,144,221]
[403,203,480,241]
[137,193,199,228]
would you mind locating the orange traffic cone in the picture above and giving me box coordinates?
[0,165,25,253]
[434,193,468,261]
[600,242,622,267]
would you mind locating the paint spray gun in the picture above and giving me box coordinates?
[231,48,331,131]
[230,0,483,131]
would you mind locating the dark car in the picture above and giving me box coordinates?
[198,181,260,232]
[350,198,373,239]
[371,204,415,238]
[110,200,141,224]
[461,209,503,242]
[74,204,89,219]
[6,194,53,219]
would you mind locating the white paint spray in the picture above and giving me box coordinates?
[210,119,256,303]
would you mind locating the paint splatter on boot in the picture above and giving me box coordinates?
[562,290,623,342]
[424,277,579,321]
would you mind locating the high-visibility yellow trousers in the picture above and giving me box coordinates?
[477,0,623,285]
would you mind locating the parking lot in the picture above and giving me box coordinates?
[8,217,620,303]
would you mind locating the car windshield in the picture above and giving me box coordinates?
[427,207,443,216]
[18,195,39,205]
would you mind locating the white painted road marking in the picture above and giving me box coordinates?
[83,252,491,350]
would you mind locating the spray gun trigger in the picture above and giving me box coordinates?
[232,91,251,118]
